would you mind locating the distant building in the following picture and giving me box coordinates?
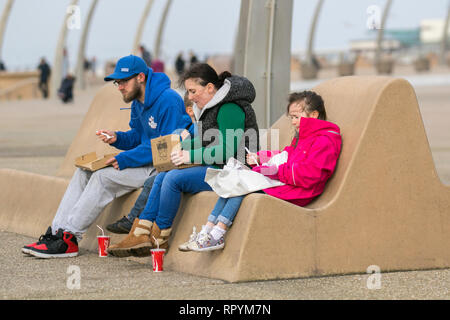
[420,19,450,44]
[350,37,402,52]
[350,28,420,53]
[385,29,421,47]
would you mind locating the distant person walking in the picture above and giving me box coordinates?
[61,48,69,80]
[90,56,97,78]
[0,60,6,71]
[139,45,152,67]
[38,58,51,99]
[57,74,75,103]
[151,58,164,73]
[189,50,198,67]
[175,52,185,76]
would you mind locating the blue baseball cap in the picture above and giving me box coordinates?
[104,55,148,81]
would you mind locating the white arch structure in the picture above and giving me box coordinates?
[0,0,14,62]
[50,0,79,98]
[305,0,324,67]
[153,0,173,60]
[132,0,155,55]
[75,0,99,90]
[440,2,450,65]
[374,0,393,72]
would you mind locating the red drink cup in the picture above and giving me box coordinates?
[151,248,166,272]
[97,235,110,257]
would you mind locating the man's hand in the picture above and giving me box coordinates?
[96,130,117,144]
[171,150,190,166]
[105,157,119,170]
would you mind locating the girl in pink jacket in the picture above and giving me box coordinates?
[180,91,342,252]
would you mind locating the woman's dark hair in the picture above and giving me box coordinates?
[286,90,327,120]
[178,63,231,89]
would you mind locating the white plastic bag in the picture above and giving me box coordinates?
[263,150,289,167]
[204,158,285,198]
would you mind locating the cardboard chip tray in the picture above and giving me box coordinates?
[75,152,119,171]
[151,134,198,172]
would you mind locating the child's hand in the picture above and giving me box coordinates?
[180,129,190,141]
[246,153,260,165]
[253,165,278,176]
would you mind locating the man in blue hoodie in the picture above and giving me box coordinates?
[22,55,193,258]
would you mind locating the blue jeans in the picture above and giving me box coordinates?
[139,166,213,229]
[126,175,156,222]
[207,196,244,227]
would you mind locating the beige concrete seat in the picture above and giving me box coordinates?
[166,76,450,282]
[1,77,449,283]
[0,84,140,248]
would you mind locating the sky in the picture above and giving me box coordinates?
[0,0,449,72]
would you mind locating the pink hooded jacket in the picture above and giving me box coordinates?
[253,117,342,206]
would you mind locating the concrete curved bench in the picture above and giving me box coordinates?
[0,71,41,101]
[0,84,141,247]
[167,76,450,282]
[1,77,449,283]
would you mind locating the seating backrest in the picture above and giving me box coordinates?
[262,76,401,209]
[56,84,131,178]
[58,77,424,212]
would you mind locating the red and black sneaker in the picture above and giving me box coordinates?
[28,228,78,258]
[22,226,55,255]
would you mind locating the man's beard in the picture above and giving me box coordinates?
[122,82,142,103]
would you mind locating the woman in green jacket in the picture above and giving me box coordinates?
[108,63,259,257]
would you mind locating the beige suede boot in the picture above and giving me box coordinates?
[107,218,153,258]
[148,222,172,250]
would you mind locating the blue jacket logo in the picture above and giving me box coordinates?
[148,116,157,129]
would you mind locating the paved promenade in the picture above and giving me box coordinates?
[1,231,449,300]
